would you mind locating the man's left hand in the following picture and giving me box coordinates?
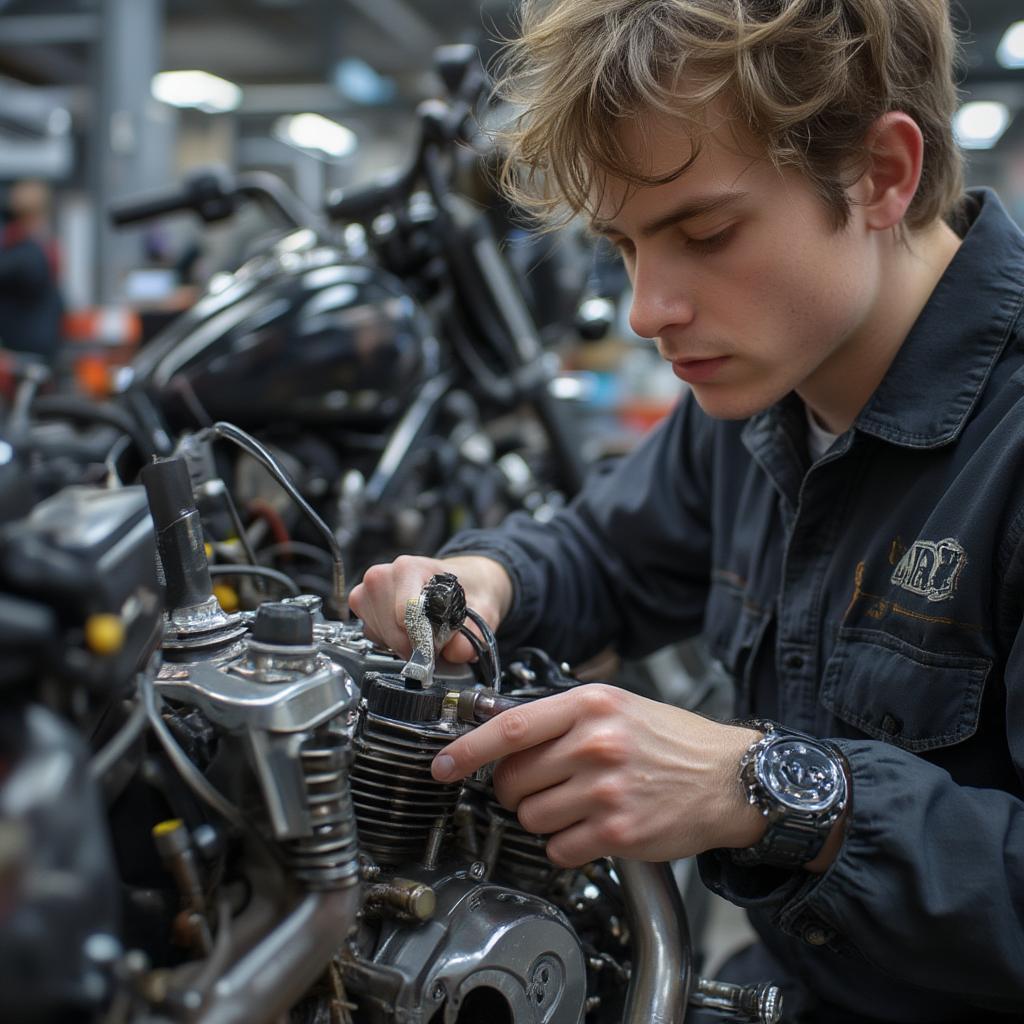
[431,683,768,866]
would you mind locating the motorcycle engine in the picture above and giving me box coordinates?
[137,456,625,1024]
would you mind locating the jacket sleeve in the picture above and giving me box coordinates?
[698,628,1024,1011]
[438,392,716,666]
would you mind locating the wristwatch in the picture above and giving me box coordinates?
[731,720,848,868]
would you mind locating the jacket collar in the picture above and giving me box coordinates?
[853,188,1024,448]
[743,188,1024,458]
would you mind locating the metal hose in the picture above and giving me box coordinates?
[193,884,361,1024]
[613,858,694,1024]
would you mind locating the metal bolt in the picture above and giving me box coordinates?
[468,860,486,880]
[432,982,446,1001]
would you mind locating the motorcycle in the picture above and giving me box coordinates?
[0,439,782,1024]
[97,45,590,600]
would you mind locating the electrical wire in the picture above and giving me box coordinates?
[465,606,501,689]
[208,563,300,597]
[139,667,279,863]
[199,422,347,618]
[247,498,291,546]
[257,541,336,571]
[89,699,149,780]
[457,624,489,685]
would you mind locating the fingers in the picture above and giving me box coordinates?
[492,738,572,810]
[348,555,447,657]
[545,820,612,868]
[348,554,508,664]
[431,690,579,782]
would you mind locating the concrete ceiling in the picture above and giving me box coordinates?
[0,0,1019,126]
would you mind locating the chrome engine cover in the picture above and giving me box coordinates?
[346,869,587,1024]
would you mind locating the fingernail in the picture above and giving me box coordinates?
[432,753,456,781]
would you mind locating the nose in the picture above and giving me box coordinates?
[627,256,696,341]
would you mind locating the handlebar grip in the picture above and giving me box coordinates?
[325,168,411,222]
[109,187,194,226]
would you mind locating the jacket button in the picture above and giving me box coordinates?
[804,926,830,946]
[784,652,805,670]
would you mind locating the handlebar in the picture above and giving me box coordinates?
[109,166,237,226]
[325,45,485,225]
[110,168,320,232]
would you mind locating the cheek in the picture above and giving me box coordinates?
[746,239,868,352]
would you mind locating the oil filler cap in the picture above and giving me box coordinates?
[252,601,314,646]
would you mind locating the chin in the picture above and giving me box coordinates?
[689,382,784,421]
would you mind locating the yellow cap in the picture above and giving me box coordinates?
[84,614,125,655]
[152,818,183,837]
[213,583,239,613]
[204,542,213,560]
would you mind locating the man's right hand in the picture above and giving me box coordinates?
[348,554,514,662]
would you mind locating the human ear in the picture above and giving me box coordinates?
[856,112,924,232]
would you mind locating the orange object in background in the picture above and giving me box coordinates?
[62,307,142,397]
[617,398,676,434]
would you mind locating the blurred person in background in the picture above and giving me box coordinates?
[0,179,64,365]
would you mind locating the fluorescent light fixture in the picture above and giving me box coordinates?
[273,113,357,159]
[953,101,1011,150]
[997,21,1024,69]
[151,70,242,113]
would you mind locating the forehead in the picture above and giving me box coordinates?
[586,107,765,227]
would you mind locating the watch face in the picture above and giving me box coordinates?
[759,738,844,813]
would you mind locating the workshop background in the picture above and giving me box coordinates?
[1,0,1022,424]
[1,0,1023,997]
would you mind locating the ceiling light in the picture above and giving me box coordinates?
[273,113,357,159]
[151,70,242,114]
[997,21,1024,69]
[953,101,1011,150]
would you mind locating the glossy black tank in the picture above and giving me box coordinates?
[129,233,439,430]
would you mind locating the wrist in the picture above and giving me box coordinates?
[715,725,770,849]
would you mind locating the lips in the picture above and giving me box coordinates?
[670,355,731,384]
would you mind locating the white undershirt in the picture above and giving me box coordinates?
[805,404,839,462]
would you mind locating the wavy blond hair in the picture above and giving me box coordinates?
[493,0,964,230]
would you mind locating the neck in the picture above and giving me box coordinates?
[799,219,962,434]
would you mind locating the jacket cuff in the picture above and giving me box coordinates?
[697,738,868,959]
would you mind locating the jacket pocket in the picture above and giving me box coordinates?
[820,627,991,752]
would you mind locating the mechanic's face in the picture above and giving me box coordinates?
[591,111,881,421]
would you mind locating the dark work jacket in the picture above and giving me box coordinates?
[0,232,63,362]
[440,189,1024,1021]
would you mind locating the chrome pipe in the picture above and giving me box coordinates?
[613,858,693,1024]
[194,884,360,1024]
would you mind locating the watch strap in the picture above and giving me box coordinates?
[731,723,848,868]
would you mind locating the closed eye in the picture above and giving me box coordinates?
[686,224,736,255]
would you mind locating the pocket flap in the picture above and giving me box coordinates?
[820,628,991,752]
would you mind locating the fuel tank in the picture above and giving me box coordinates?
[129,232,440,430]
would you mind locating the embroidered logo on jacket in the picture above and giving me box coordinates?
[890,538,966,602]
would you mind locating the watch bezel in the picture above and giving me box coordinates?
[756,736,846,815]
[733,723,849,868]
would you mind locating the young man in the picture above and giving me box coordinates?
[350,1,1024,1018]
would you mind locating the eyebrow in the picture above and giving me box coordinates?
[590,189,748,239]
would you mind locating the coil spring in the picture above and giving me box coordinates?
[283,726,360,890]
[465,780,557,890]
[350,710,461,865]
